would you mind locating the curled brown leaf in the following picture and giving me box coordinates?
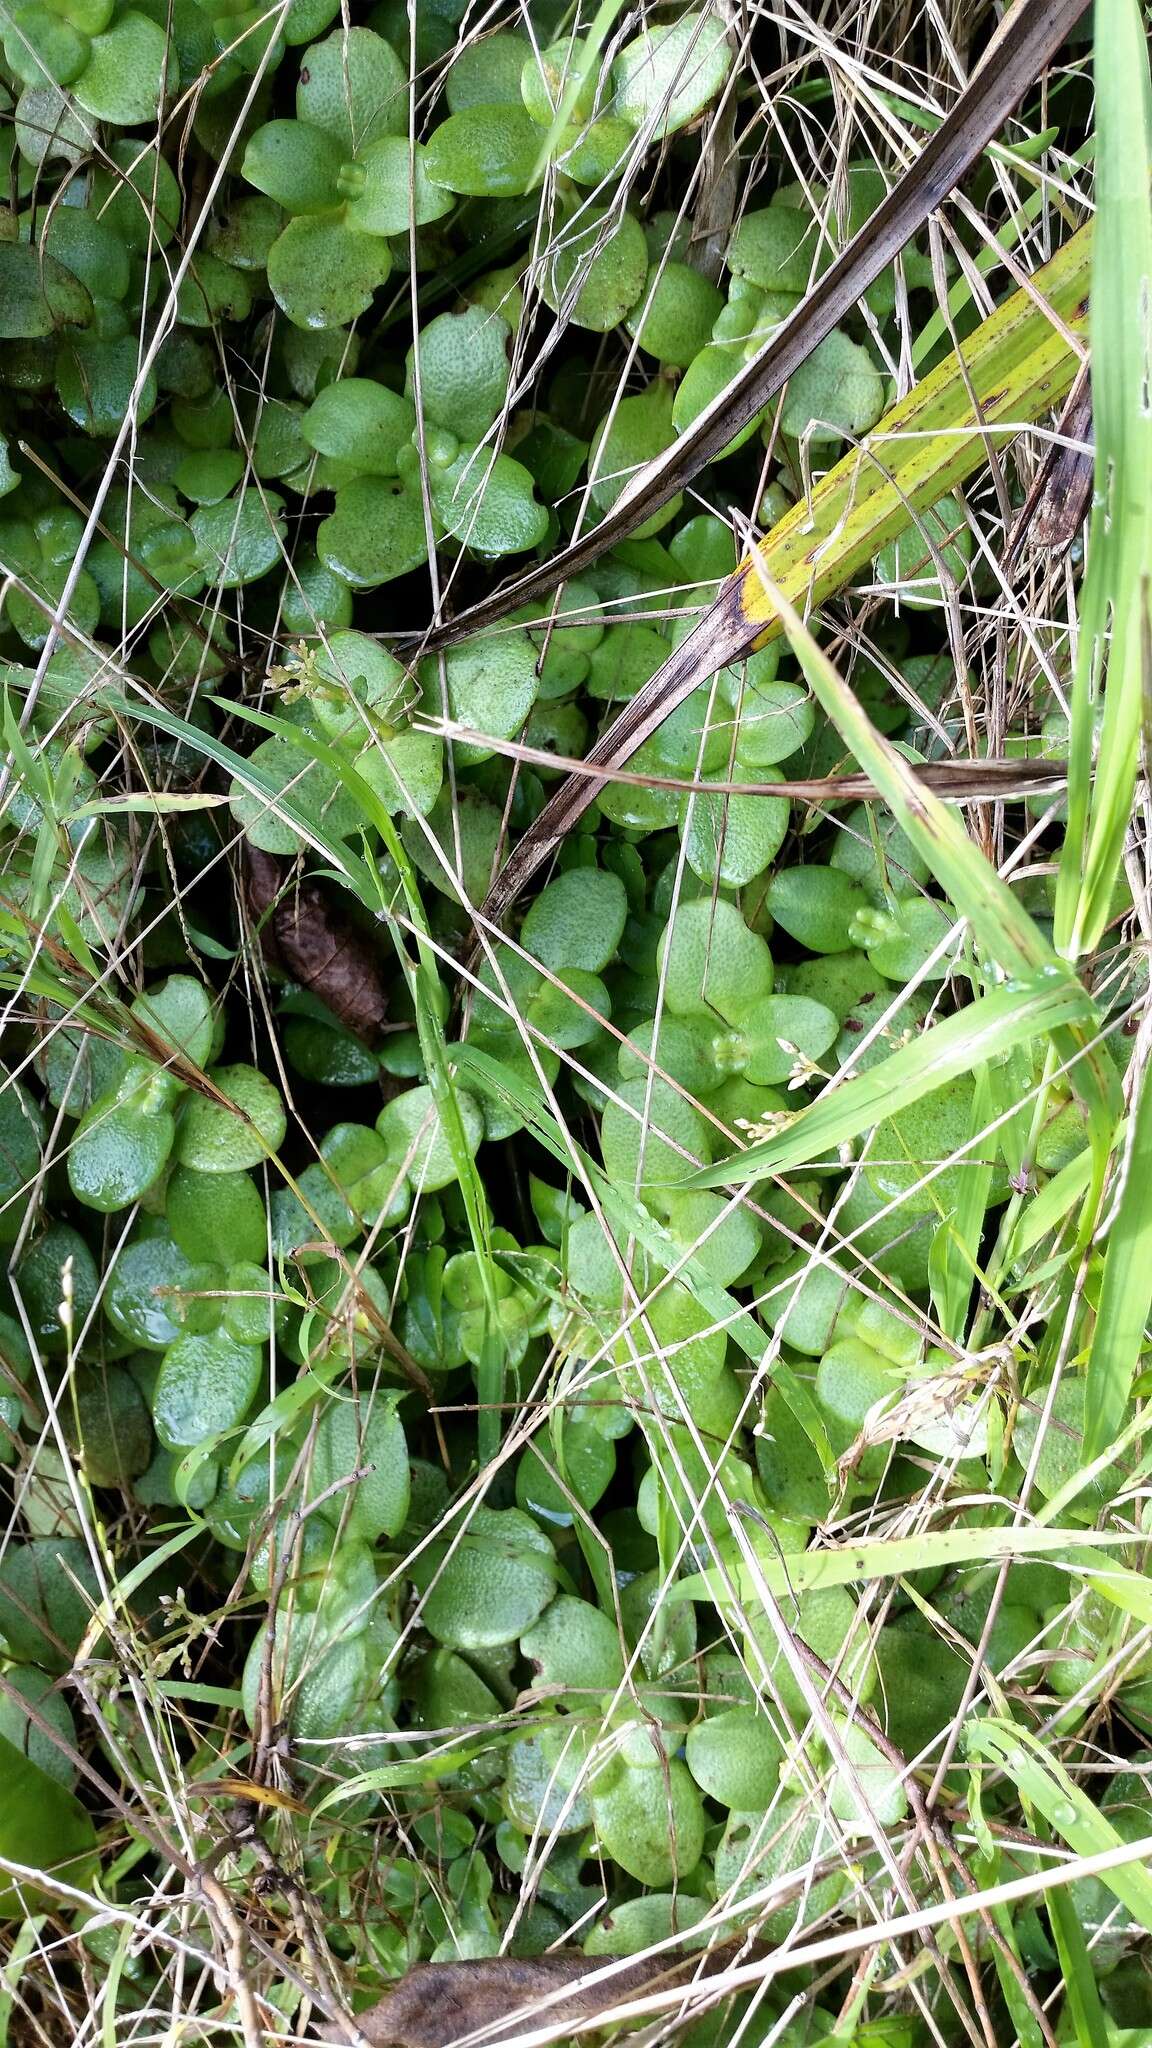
[244,845,388,1045]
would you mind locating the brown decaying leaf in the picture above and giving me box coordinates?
[411,0,1091,654]
[244,845,388,1044]
[317,1944,749,2048]
[1007,360,1094,561]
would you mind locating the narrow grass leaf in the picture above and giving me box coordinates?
[480,226,1092,929]
[687,978,1094,1190]
[1055,0,1152,959]
[967,1719,1152,1933]
[1083,1053,1152,1459]
[424,0,1092,644]
[673,1521,1134,1606]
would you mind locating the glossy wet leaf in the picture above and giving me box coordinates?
[0,1736,97,1917]
[301,378,415,476]
[409,1504,556,1649]
[425,104,541,197]
[153,1327,264,1450]
[68,1087,175,1212]
[296,25,407,154]
[13,1224,99,1352]
[611,12,732,137]
[0,241,92,339]
[175,1065,286,1172]
[105,1231,221,1349]
[267,214,392,330]
[310,1390,410,1539]
[166,1166,267,1267]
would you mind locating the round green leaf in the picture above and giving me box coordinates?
[131,974,216,1067]
[765,864,868,953]
[0,1073,43,1247]
[0,1738,97,1917]
[542,207,647,332]
[0,242,92,340]
[267,213,392,330]
[191,490,286,587]
[437,627,539,752]
[3,5,90,89]
[626,261,723,368]
[599,1076,711,1192]
[153,1328,264,1450]
[588,379,680,531]
[309,1390,410,1539]
[424,104,540,197]
[591,1754,704,1884]
[611,13,731,136]
[505,1718,593,1834]
[296,26,407,154]
[301,376,415,475]
[175,1065,286,1172]
[406,305,510,442]
[659,897,774,1024]
[680,786,789,887]
[73,11,173,125]
[376,1082,483,1193]
[686,1705,783,1809]
[520,1595,625,1692]
[728,205,813,294]
[409,1503,556,1649]
[874,493,973,607]
[68,1091,175,1212]
[521,867,627,974]
[317,476,427,585]
[68,1364,153,1487]
[448,31,531,111]
[0,1538,100,1670]
[343,135,454,235]
[105,1232,221,1349]
[429,443,548,556]
[166,1165,267,1266]
[242,119,345,214]
[0,1667,78,1787]
[737,992,839,1086]
[779,328,884,446]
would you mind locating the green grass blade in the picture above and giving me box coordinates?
[1048,1887,1112,2048]
[673,1521,1135,1606]
[482,227,1092,925]
[687,977,1095,1190]
[967,1719,1152,1934]
[1055,0,1152,959]
[1082,1052,1152,1460]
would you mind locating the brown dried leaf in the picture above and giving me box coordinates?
[319,1945,744,2048]
[244,846,388,1045]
